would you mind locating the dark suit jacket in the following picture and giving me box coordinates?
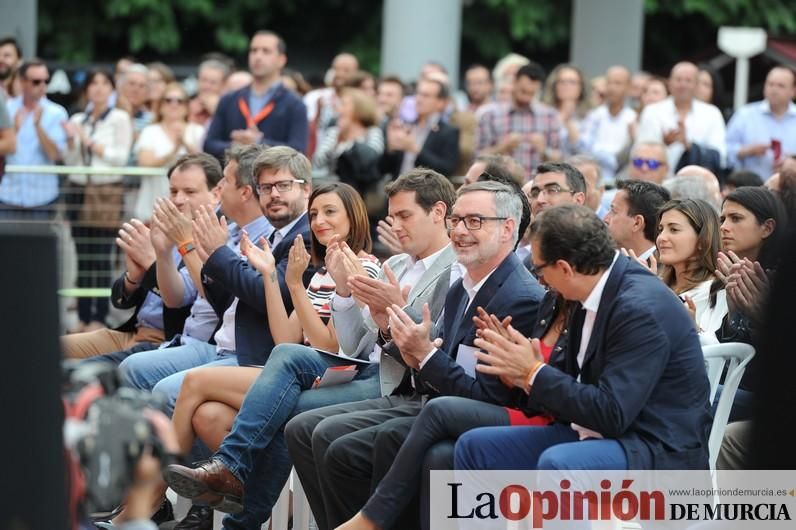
[380,121,460,178]
[203,84,308,159]
[522,255,712,470]
[111,263,190,341]
[201,213,315,366]
[411,252,545,406]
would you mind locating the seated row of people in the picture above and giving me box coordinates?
[63,149,785,529]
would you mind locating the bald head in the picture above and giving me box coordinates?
[677,165,721,206]
[670,62,698,104]
[605,65,631,106]
[332,53,359,87]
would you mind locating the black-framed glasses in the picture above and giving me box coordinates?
[29,78,49,86]
[528,183,574,199]
[255,179,305,194]
[530,260,553,279]
[445,215,507,231]
[631,157,664,170]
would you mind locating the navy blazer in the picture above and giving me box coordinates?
[110,262,190,341]
[203,84,308,159]
[523,255,712,470]
[201,213,314,366]
[415,252,545,406]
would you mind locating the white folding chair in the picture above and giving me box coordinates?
[702,342,755,471]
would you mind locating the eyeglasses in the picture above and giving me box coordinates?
[632,158,665,170]
[528,183,575,199]
[445,215,507,231]
[255,179,305,194]
[28,78,49,86]
[530,260,553,279]
[162,97,186,104]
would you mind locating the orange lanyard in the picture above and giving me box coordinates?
[238,98,275,128]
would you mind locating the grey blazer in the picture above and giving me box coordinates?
[331,245,457,395]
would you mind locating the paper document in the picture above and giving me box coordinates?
[315,365,358,388]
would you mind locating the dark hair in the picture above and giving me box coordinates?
[82,69,115,92]
[252,30,286,55]
[476,166,531,250]
[18,58,47,80]
[308,182,372,266]
[698,63,726,109]
[378,75,405,95]
[657,199,720,293]
[225,144,264,189]
[778,164,796,221]
[530,204,616,275]
[465,64,492,81]
[168,153,223,190]
[535,162,587,194]
[723,187,788,270]
[418,77,449,100]
[516,62,546,82]
[385,167,456,215]
[0,37,22,58]
[617,180,672,242]
[726,170,763,190]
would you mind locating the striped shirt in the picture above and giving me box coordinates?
[307,255,381,327]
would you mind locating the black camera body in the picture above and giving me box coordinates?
[63,362,167,518]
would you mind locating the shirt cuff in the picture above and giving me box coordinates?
[331,293,356,311]
[418,347,438,370]
[528,363,547,386]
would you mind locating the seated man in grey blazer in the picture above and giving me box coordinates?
[286,180,546,530]
[163,167,458,528]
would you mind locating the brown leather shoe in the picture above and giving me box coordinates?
[163,459,244,514]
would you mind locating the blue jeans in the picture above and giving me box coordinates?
[118,339,237,415]
[455,422,628,470]
[215,343,380,530]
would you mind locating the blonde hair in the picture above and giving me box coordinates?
[340,87,378,128]
[154,82,189,123]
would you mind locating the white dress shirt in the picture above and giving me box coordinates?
[418,265,496,370]
[530,252,619,440]
[636,97,726,169]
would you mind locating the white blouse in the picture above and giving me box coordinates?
[64,108,133,185]
[680,279,728,346]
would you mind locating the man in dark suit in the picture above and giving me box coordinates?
[457,204,711,471]
[204,30,308,158]
[118,146,313,417]
[285,181,545,529]
[380,76,460,178]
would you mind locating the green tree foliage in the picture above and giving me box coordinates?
[37,0,796,74]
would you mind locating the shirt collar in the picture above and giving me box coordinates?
[407,243,450,272]
[509,100,536,115]
[761,99,796,116]
[240,215,274,243]
[461,265,498,302]
[638,245,657,261]
[581,251,619,311]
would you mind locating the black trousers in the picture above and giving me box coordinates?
[64,186,116,324]
[362,396,510,530]
[284,394,422,530]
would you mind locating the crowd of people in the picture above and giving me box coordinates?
[1,28,794,530]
